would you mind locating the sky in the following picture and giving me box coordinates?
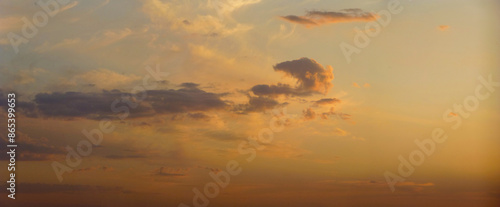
[0,0,499,206]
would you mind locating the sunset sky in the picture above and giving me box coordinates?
[1,0,499,206]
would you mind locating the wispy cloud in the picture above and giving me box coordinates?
[281,9,378,27]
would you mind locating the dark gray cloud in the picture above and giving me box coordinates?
[280,15,317,26]
[0,135,65,161]
[8,84,228,119]
[313,98,341,106]
[234,96,287,114]
[186,112,211,121]
[273,57,334,94]
[251,83,312,97]
[320,107,351,120]
[146,87,227,114]
[281,9,378,27]
[248,57,334,99]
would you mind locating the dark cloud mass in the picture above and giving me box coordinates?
[251,83,311,97]
[281,9,378,27]
[146,87,227,114]
[273,57,334,94]
[234,96,286,114]
[248,57,334,99]
[10,84,228,119]
[2,57,337,118]
[0,134,65,161]
[313,98,341,106]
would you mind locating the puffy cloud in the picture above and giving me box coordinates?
[273,57,334,94]
[281,9,378,27]
[143,0,253,37]
[249,58,334,99]
[208,0,261,18]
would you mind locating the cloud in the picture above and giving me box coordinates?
[280,15,317,26]
[332,127,365,141]
[280,9,378,27]
[13,83,228,119]
[0,67,47,87]
[105,154,149,160]
[14,183,131,194]
[303,107,316,120]
[251,83,300,97]
[155,167,190,177]
[143,0,253,37]
[438,25,450,31]
[273,57,334,94]
[0,16,22,33]
[34,27,133,53]
[73,165,114,173]
[197,165,222,174]
[208,0,261,18]
[320,107,336,119]
[74,68,142,90]
[0,132,65,161]
[146,87,228,114]
[314,107,351,121]
[312,98,341,106]
[234,96,286,113]
[333,128,349,136]
[187,112,211,121]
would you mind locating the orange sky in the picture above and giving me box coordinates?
[1,0,499,206]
